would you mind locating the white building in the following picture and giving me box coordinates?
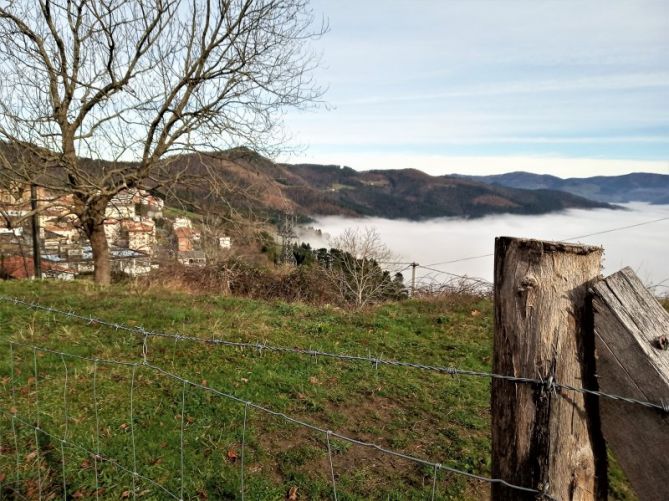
[173,217,193,229]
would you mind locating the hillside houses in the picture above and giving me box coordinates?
[175,226,196,252]
[0,184,214,280]
[104,189,164,221]
[172,217,206,266]
[121,219,157,255]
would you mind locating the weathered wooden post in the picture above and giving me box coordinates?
[492,237,607,500]
[591,267,669,501]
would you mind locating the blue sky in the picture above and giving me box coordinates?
[282,0,669,177]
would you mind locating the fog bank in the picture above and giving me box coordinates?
[298,203,669,292]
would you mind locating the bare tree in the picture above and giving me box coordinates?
[325,227,403,308]
[0,0,324,284]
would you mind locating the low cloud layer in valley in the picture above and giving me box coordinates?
[299,203,669,293]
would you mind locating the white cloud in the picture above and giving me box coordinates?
[285,1,669,176]
[340,72,669,106]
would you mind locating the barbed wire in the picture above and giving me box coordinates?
[1,295,667,415]
[3,339,545,498]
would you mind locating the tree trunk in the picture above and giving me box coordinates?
[80,195,112,286]
[62,135,112,285]
[492,237,607,501]
[89,221,111,285]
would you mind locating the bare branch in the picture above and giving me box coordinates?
[0,0,325,284]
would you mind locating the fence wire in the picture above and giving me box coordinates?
[7,411,181,500]
[1,295,667,413]
[1,207,667,499]
[2,339,545,500]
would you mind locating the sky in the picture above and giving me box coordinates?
[281,0,669,178]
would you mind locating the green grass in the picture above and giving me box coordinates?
[163,206,203,222]
[0,280,637,500]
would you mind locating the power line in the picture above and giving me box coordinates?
[416,265,493,286]
[424,214,669,268]
[424,253,494,268]
[564,216,669,241]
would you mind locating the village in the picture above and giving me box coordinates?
[0,185,231,280]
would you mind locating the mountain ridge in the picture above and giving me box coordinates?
[455,171,669,204]
[174,148,615,220]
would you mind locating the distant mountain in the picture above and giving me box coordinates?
[170,148,614,220]
[0,143,620,221]
[283,164,614,219]
[458,172,669,204]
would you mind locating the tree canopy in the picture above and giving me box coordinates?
[0,0,324,283]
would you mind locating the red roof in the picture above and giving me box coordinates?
[0,256,73,279]
[121,220,154,233]
[174,227,196,238]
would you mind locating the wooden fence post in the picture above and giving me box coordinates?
[492,237,607,500]
[591,267,669,501]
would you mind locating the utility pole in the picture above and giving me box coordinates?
[410,262,418,297]
[30,184,42,279]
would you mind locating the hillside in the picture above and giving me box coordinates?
[172,148,613,220]
[0,145,617,222]
[0,281,640,500]
[460,171,669,204]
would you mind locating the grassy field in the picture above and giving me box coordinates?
[0,280,640,500]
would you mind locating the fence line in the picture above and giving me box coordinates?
[2,339,546,499]
[1,296,667,413]
[0,296,669,413]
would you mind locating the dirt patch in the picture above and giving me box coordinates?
[252,395,458,497]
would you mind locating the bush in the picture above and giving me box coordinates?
[140,259,340,305]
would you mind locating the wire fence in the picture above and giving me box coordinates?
[1,317,542,500]
[1,295,667,412]
[1,295,668,500]
[5,341,547,499]
[1,178,667,499]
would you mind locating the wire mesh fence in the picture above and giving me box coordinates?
[0,294,666,499]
